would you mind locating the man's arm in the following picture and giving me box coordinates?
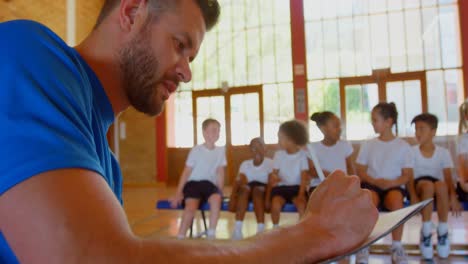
[0,169,377,264]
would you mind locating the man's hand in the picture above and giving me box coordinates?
[169,192,183,209]
[300,170,378,260]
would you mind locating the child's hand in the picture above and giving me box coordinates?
[373,179,393,190]
[450,194,462,217]
[269,174,281,186]
[169,192,183,209]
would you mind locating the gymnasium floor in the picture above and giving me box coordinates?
[123,186,468,263]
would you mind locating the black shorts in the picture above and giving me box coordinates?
[361,182,407,210]
[414,176,439,187]
[456,182,468,202]
[183,180,221,205]
[248,181,267,190]
[271,185,300,203]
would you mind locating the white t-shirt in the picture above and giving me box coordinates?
[457,133,468,155]
[186,144,227,184]
[311,140,354,173]
[356,138,414,180]
[273,150,309,186]
[238,158,274,184]
[412,145,454,181]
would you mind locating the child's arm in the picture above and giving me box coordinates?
[443,167,462,217]
[356,164,376,185]
[375,168,413,190]
[265,170,280,212]
[216,166,226,193]
[299,170,310,196]
[406,170,418,204]
[308,158,329,178]
[238,173,248,186]
[346,156,356,176]
[170,166,193,208]
[457,154,468,192]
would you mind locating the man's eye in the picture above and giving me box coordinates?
[175,39,184,51]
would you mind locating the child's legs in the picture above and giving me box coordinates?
[235,185,250,221]
[369,190,380,207]
[434,181,449,222]
[271,195,286,225]
[416,180,435,222]
[208,193,222,230]
[252,186,265,223]
[384,189,405,241]
[179,198,200,236]
[292,196,306,218]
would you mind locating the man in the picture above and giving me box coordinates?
[0,0,378,263]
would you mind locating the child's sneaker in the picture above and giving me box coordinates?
[437,231,450,258]
[231,229,243,240]
[419,230,433,260]
[206,229,216,240]
[391,245,408,264]
[355,248,369,264]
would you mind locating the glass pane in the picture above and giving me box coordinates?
[245,0,260,28]
[323,20,340,78]
[386,81,423,137]
[263,84,294,144]
[422,7,442,69]
[445,69,464,134]
[389,12,407,72]
[308,80,340,142]
[218,32,234,87]
[369,0,387,13]
[439,5,462,68]
[204,33,219,89]
[354,16,372,76]
[370,14,390,69]
[173,92,194,147]
[275,24,293,83]
[306,21,325,79]
[339,18,356,77]
[337,0,353,17]
[233,31,247,86]
[405,10,424,71]
[388,0,403,11]
[352,0,369,16]
[304,0,322,21]
[274,0,291,24]
[261,26,276,83]
[247,28,262,84]
[405,0,421,9]
[196,96,226,146]
[322,0,338,18]
[427,70,448,135]
[230,93,261,146]
[422,0,437,6]
[345,83,379,140]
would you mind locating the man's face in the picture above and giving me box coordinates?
[119,0,205,116]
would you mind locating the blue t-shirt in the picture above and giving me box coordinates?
[0,20,123,262]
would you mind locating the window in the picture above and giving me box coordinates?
[305,0,464,139]
[169,0,294,147]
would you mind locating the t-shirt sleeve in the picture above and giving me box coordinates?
[219,147,227,167]
[0,22,105,195]
[344,141,354,158]
[457,136,468,155]
[273,151,281,170]
[300,153,309,171]
[441,148,454,169]
[402,144,414,169]
[185,147,198,168]
[356,141,369,165]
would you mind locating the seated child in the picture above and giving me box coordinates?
[309,111,355,193]
[355,102,413,264]
[266,120,310,228]
[231,137,273,240]
[170,118,226,239]
[408,113,461,259]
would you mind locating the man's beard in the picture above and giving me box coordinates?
[119,25,164,116]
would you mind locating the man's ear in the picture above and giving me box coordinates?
[118,0,148,32]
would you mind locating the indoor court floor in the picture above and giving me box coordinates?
[123,186,468,263]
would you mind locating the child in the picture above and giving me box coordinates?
[355,102,414,264]
[170,118,226,239]
[457,101,468,201]
[266,120,310,228]
[407,113,461,260]
[309,111,355,192]
[231,137,273,240]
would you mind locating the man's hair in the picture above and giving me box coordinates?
[411,113,438,130]
[202,118,220,130]
[95,0,220,31]
[279,120,309,146]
